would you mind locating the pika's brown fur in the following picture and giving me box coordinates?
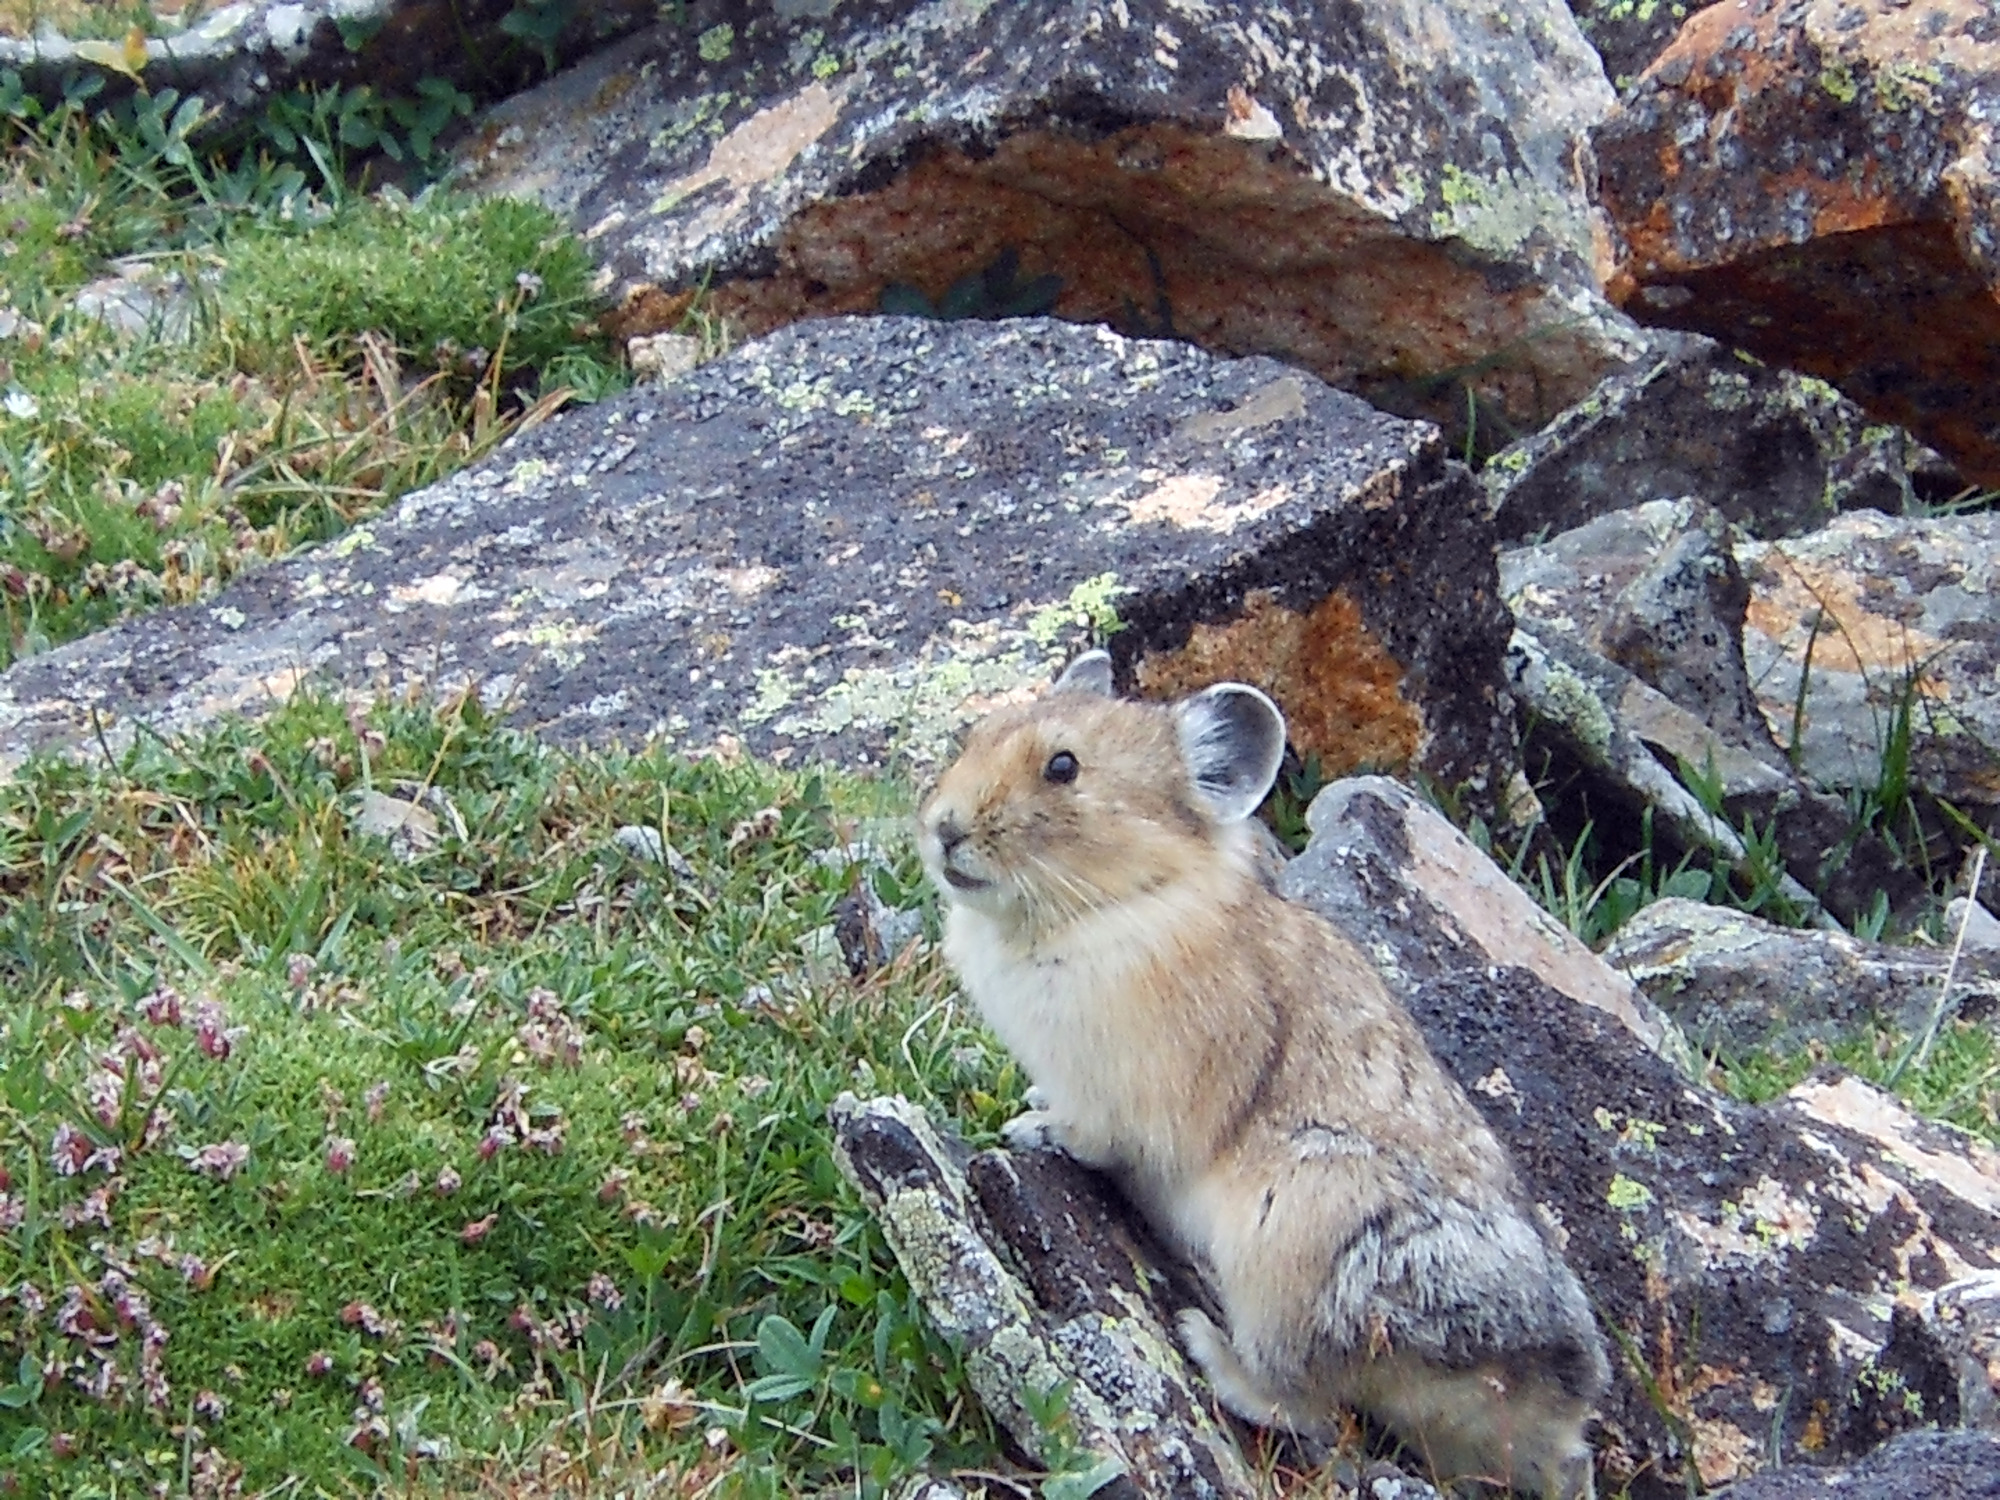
[918,654,1608,1498]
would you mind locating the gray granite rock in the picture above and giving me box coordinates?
[830,1093,1257,1500]
[0,317,1517,804]
[1504,624,1839,926]
[1712,1429,2000,1500]
[1503,497,1772,753]
[1603,897,2000,1052]
[1501,503,1930,926]
[1485,334,1935,544]
[457,0,1648,447]
[1404,966,2000,1495]
[1282,775,1686,1064]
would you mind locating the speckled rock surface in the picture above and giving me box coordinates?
[1712,1429,2000,1500]
[1282,775,1686,1062]
[456,0,1648,445]
[0,0,653,126]
[1603,896,2000,1050]
[1501,503,1935,923]
[1405,966,2000,1496]
[829,1093,1257,1500]
[1595,0,2000,485]
[1485,334,1936,543]
[0,317,1518,798]
[1737,512,2000,816]
[1503,497,1772,751]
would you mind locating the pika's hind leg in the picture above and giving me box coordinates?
[1176,1310,1325,1436]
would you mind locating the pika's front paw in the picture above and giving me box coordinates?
[1001,1108,1064,1152]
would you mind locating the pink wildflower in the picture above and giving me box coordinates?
[186,1141,250,1180]
[192,999,242,1061]
[139,986,183,1026]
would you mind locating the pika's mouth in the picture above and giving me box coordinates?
[942,865,989,893]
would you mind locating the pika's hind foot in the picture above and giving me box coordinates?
[1175,1309,1317,1434]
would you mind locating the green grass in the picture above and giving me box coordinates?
[0,691,1029,1496]
[1714,1021,2000,1141]
[0,99,624,670]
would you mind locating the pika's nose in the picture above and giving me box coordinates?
[934,815,967,855]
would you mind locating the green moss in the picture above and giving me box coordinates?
[220,193,600,375]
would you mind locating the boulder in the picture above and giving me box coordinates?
[1502,624,1841,926]
[1403,966,2000,1494]
[1500,503,1933,925]
[1602,896,2000,1051]
[0,317,1518,805]
[1501,497,1771,750]
[1484,335,1943,544]
[1736,511,2000,820]
[1595,0,2000,487]
[1279,775,1685,1062]
[457,0,1649,448]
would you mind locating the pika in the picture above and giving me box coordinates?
[918,653,1609,1498]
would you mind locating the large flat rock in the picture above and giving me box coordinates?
[457,0,1646,446]
[0,317,1516,797]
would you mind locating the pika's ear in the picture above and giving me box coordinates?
[1174,683,1285,822]
[1053,650,1115,697]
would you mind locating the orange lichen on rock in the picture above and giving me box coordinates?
[612,123,1617,440]
[1132,589,1424,776]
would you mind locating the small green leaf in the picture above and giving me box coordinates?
[756,1313,820,1382]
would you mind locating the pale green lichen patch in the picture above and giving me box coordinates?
[1594,1107,1668,1152]
[1539,658,1615,754]
[698,23,736,61]
[766,620,1058,767]
[1027,573,1130,647]
[330,525,379,559]
[1606,1172,1655,1211]
[1428,163,1584,260]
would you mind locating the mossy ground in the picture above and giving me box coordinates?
[0,100,620,671]
[0,690,1026,1496]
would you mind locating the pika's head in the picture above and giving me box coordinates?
[917,651,1286,934]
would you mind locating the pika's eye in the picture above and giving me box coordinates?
[1043,750,1079,785]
